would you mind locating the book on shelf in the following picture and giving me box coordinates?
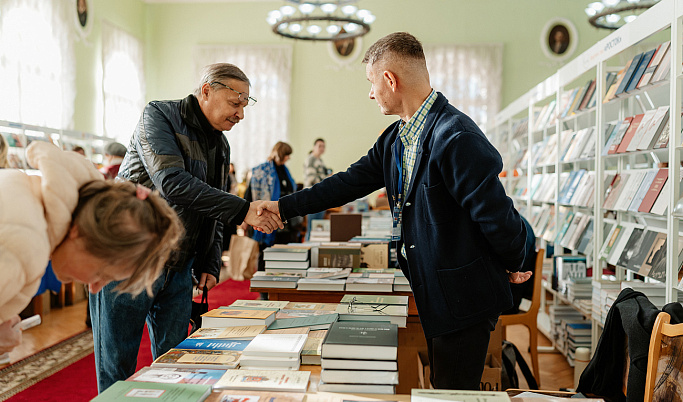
[249,272,301,289]
[607,117,634,154]
[295,278,346,291]
[599,224,621,261]
[625,229,659,273]
[607,225,637,267]
[628,169,658,212]
[615,53,644,97]
[554,211,575,244]
[638,168,668,212]
[653,115,672,149]
[604,66,627,103]
[174,339,251,352]
[615,113,645,153]
[637,106,670,150]
[560,88,580,119]
[637,41,670,88]
[616,227,645,268]
[576,219,595,256]
[241,334,308,358]
[229,300,290,309]
[614,170,647,211]
[411,389,512,402]
[650,40,672,83]
[264,260,310,269]
[601,71,619,104]
[201,308,276,328]
[339,294,409,305]
[186,326,266,340]
[604,172,631,210]
[640,233,668,280]
[91,381,212,402]
[320,358,398,371]
[267,313,339,331]
[650,177,671,216]
[319,369,398,385]
[625,48,656,93]
[128,366,227,386]
[321,321,398,361]
[626,109,658,152]
[263,247,309,261]
[151,349,241,370]
[203,391,305,402]
[316,382,395,395]
[578,80,597,111]
[213,369,311,392]
[300,329,327,365]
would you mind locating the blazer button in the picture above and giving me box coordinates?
[405,202,411,207]
[410,245,415,249]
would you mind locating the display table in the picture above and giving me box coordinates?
[250,287,426,394]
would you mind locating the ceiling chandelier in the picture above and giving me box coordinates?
[266,1,376,41]
[585,0,660,30]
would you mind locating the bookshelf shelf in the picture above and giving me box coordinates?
[490,0,682,357]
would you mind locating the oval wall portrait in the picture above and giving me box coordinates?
[74,0,93,41]
[540,18,578,62]
[327,33,363,67]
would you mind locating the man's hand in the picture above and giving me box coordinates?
[0,316,22,354]
[508,271,532,284]
[245,201,283,234]
[256,201,281,217]
[198,273,217,292]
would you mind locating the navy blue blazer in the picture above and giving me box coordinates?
[279,92,527,338]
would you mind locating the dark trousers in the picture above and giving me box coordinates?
[427,317,498,390]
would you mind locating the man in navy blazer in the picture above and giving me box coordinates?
[258,32,530,389]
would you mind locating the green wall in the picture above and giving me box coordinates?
[73,0,609,181]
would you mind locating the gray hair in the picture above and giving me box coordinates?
[104,142,127,158]
[362,32,426,66]
[193,63,250,97]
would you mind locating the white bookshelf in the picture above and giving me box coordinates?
[489,0,683,355]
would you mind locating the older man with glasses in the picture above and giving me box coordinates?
[90,63,282,393]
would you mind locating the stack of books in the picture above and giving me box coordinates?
[564,321,591,367]
[345,271,394,292]
[297,268,350,291]
[239,333,308,370]
[250,272,301,289]
[264,245,311,276]
[309,219,331,242]
[214,369,311,393]
[201,308,277,328]
[591,280,621,326]
[319,321,399,394]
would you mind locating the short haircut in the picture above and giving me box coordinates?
[0,135,8,168]
[104,142,127,158]
[193,63,250,97]
[72,180,183,296]
[362,32,426,67]
[314,138,325,145]
[267,141,293,164]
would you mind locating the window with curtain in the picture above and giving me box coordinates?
[424,44,503,130]
[0,0,75,129]
[194,45,293,181]
[102,22,145,146]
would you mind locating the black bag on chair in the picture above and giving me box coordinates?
[501,340,539,390]
[189,287,208,334]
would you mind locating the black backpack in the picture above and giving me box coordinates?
[501,340,539,390]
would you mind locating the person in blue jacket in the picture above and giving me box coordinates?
[256,32,531,389]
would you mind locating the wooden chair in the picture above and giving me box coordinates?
[500,248,544,387]
[644,311,683,402]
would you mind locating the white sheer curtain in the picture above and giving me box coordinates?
[102,22,145,146]
[0,0,75,129]
[194,45,293,180]
[424,44,503,130]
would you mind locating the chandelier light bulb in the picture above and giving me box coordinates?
[266,16,278,25]
[299,3,315,15]
[588,1,605,11]
[602,0,620,7]
[320,3,337,13]
[268,10,282,20]
[356,9,371,19]
[326,24,341,34]
[344,22,359,32]
[363,14,376,24]
[341,5,358,16]
[623,14,637,22]
[280,5,296,16]
[585,7,597,16]
[605,13,620,23]
[307,25,322,35]
[290,23,302,33]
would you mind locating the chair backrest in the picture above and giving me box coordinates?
[644,311,683,402]
[527,248,545,316]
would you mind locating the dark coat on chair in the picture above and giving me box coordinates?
[278,92,527,339]
[577,288,683,402]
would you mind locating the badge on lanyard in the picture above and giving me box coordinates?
[392,195,402,241]
[392,138,404,242]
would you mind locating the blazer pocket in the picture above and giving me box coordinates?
[422,181,452,225]
[437,257,496,318]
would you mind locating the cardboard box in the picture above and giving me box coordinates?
[360,243,389,268]
[480,353,503,391]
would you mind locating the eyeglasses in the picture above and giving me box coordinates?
[211,81,257,106]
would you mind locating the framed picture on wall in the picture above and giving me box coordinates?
[74,0,93,41]
[327,31,363,67]
[540,17,578,62]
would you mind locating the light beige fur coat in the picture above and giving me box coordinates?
[0,142,102,323]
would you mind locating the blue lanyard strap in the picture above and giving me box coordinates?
[394,137,404,199]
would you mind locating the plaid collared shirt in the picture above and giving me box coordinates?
[397,89,437,258]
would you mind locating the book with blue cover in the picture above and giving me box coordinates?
[615,53,643,96]
[174,338,251,351]
[625,49,656,93]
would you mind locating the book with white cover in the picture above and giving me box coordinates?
[239,354,300,369]
[317,382,395,394]
[296,278,346,291]
[320,369,398,385]
[626,109,658,152]
[320,358,398,371]
[411,389,511,402]
[214,369,310,392]
[229,300,290,309]
[265,260,310,269]
[241,334,307,358]
[263,247,310,261]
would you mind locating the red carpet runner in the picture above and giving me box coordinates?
[6,279,258,401]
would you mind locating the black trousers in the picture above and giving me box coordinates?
[427,316,498,390]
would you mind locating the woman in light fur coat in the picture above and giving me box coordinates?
[0,142,182,356]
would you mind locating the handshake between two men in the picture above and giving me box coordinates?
[243,200,284,234]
